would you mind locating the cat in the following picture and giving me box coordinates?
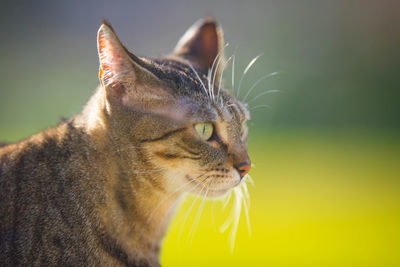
[0,18,251,266]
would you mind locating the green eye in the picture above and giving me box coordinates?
[194,122,214,141]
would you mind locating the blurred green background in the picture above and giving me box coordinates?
[1,0,399,266]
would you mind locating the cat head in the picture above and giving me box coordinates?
[95,18,251,198]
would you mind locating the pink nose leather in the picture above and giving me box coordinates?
[234,161,251,178]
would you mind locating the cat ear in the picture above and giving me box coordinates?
[174,17,225,73]
[97,22,135,98]
[97,21,169,109]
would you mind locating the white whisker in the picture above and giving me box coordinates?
[241,182,251,236]
[211,44,229,97]
[237,54,262,98]
[242,71,279,102]
[222,189,232,209]
[217,55,233,101]
[249,104,271,111]
[187,61,208,97]
[209,43,229,100]
[143,178,197,228]
[219,187,242,253]
[188,179,213,244]
[207,69,213,100]
[215,177,254,253]
[177,178,209,244]
[231,54,235,93]
[247,89,280,104]
[247,174,255,187]
[242,177,251,202]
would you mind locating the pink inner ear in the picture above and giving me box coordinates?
[175,19,222,71]
[97,24,174,109]
[97,30,135,98]
[196,24,219,68]
[98,34,124,77]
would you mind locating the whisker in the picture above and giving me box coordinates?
[242,178,251,202]
[188,179,212,244]
[217,55,233,101]
[222,189,232,210]
[219,192,233,233]
[142,171,209,238]
[231,54,235,93]
[207,68,212,100]
[211,44,229,98]
[187,61,208,97]
[177,179,209,244]
[237,54,263,99]
[219,187,243,253]
[247,89,280,104]
[241,182,251,236]
[143,178,197,228]
[249,104,271,111]
[229,187,242,253]
[246,174,255,187]
[242,71,279,102]
[229,45,239,95]
[208,44,229,100]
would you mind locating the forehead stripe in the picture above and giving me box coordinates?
[235,102,247,122]
[210,102,225,120]
[227,102,243,122]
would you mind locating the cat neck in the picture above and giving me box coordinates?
[98,160,184,264]
[73,88,184,264]
[96,176,180,265]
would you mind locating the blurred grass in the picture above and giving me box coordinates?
[0,2,399,266]
[161,129,400,267]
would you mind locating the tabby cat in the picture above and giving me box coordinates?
[0,18,251,266]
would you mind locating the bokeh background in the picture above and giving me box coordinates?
[1,0,399,266]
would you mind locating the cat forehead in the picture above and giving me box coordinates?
[151,57,209,95]
[134,56,249,123]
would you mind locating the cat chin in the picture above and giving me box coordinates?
[187,181,232,198]
[198,185,236,198]
[206,188,231,198]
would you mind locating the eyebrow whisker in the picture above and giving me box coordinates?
[247,89,280,104]
[237,54,263,99]
[187,61,209,97]
[242,71,279,102]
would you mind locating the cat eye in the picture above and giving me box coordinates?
[194,122,214,141]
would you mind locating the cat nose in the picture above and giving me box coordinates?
[230,145,251,178]
[234,162,251,178]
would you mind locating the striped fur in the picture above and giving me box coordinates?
[0,18,250,266]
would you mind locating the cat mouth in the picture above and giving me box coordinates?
[206,187,232,197]
[185,174,239,197]
[191,185,230,198]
